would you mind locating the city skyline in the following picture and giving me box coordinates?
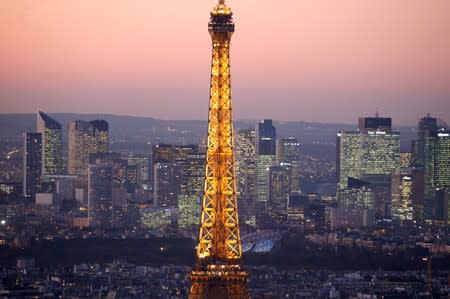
[1,0,449,297]
[1,0,450,125]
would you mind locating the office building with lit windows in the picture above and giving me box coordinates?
[337,116,400,190]
[235,129,257,199]
[177,151,205,228]
[37,111,63,175]
[256,119,276,202]
[337,116,400,218]
[391,170,414,221]
[68,119,109,176]
[268,165,292,209]
[360,129,400,176]
[277,137,301,192]
[152,144,199,208]
[424,128,450,220]
[336,131,361,189]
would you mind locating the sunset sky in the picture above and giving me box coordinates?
[1,0,449,125]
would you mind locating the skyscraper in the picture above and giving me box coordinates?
[256,119,276,202]
[188,1,250,297]
[269,165,292,208]
[68,119,109,176]
[337,116,400,217]
[235,129,257,199]
[152,144,199,208]
[337,116,400,188]
[413,114,438,167]
[277,137,301,192]
[68,120,92,176]
[336,131,361,189]
[360,129,400,176]
[423,127,450,220]
[409,114,450,220]
[90,120,109,153]
[256,119,276,155]
[178,152,205,229]
[37,111,63,175]
[23,132,42,199]
[391,170,414,221]
[153,162,180,208]
[88,164,113,228]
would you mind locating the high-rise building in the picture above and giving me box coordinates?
[423,128,450,220]
[336,131,361,189]
[180,153,205,195]
[88,164,113,228]
[360,129,400,176]
[434,132,450,187]
[188,1,250,297]
[391,170,414,221]
[269,165,292,209]
[256,119,276,155]
[337,116,400,218]
[89,152,129,190]
[68,120,109,176]
[152,144,199,208]
[277,137,301,192]
[177,153,205,229]
[337,116,400,187]
[23,133,42,199]
[68,120,92,175]
[153,162,180,208]
[256,119,276,202]
[410,114,450,220]
[127,153,150,185]
[337,177,375,210]
[413,114,438,167]
[235,129,257,198]
[90,120,109,153]
[256,155,275,202]
[37,111,63,175]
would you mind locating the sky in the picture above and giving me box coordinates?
[0,0,449,125]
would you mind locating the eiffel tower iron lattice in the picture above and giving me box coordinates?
[188,1,250,299]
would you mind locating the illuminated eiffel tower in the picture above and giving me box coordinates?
[188,1,250,298]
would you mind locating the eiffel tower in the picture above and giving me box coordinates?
[188,1,250,298]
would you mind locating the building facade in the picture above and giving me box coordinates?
[256,119,276,202]
[88,164,113,228]
[37,111,63,175]
[68,120,109,176]
[235,129,257,199]
[23,132,42,199]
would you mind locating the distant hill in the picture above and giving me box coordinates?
[0,114,416,150]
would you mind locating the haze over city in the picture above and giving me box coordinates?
[1,0,450,125]
[1,0,450,298]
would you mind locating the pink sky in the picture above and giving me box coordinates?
[0,0,449,125]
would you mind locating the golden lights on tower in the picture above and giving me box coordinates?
[188,1,250,298]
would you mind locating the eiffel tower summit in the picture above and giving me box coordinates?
[188,0,250,298]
